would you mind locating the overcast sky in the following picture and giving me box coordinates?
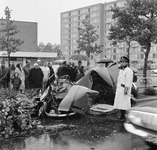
[0,0,114,45]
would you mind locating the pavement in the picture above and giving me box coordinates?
[135,87,157,103]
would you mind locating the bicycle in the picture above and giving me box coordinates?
[139,77,152,86]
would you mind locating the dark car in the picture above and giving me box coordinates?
[124,101,157,148]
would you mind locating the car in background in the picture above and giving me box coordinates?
[124,101,157,148]
[151,69,157,74]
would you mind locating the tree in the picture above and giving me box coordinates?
[108,6,139,65]
[77,15,103,58]
[109,0,157,78]
[127,0,157,78]
[0,7,24,67]
[37,42,63,58]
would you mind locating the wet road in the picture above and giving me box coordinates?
[0,110,152,150]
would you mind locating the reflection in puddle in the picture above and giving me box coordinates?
[25,134,93,150]
[0,122,148,150]
[0,132,146,150]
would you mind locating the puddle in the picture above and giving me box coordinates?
[0,114,149,150]
[0,130,148,150]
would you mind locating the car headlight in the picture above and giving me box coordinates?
[127,111,143,126]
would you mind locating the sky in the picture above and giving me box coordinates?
[0,0,114,45]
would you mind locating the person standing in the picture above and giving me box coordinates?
[23,60,31,89]
[114,56,133,119]
[15,63,25,93]
[10,62,16,73]
[29,63,43,89]
[56,61,71,79]
[75,60,85,81]
[69,62,76,82]
[48,62,55,82]
[11,72,21,91]
[0,60,10,88]
[40,61,50,90]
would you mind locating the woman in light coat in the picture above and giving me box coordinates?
[114,56,133,119]
[15,63,25,92]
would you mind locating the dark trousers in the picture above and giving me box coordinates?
[120,110,126,118]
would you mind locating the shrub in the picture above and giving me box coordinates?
[0,88,39,138]
[144,87,157,96]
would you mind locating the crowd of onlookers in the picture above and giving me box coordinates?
[0,59,85,93]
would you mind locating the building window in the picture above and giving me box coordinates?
[141,54,144,59]
[91,13,96,17]
[62,24,69,28]
[113,48,116,53]
[113,55,116,60]
[80,15,86,20]
[91,6,98,11]
[80,9,88,14]
[153,53,156,58]
[71,11,78,16]
[62,13,68,18]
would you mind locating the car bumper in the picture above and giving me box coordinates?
[124,123,149,138]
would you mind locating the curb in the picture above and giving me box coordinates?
[136,96,157,103]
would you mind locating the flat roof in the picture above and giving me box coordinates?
[0,51,57,58]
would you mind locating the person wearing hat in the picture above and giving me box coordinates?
[0,60,10,88]
[114,56,133,119]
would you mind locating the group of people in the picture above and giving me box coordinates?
[0,59,85,93]
[0,59,53,92]
[56,60,85,82]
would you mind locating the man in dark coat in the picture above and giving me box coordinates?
[48,62,55,82]
[23,60,31,89]
[45,62,56,88]
[0,60,10,88]
[75,60,85,81]
[29,63,43,89]
[56,61,71,79]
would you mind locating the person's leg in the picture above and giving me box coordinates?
[120,110,126,119]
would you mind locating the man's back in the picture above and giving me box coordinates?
[57,66,70,78]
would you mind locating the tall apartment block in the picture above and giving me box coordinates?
[60,3,104,59]
[61,0,157,69]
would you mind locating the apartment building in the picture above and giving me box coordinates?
[60,3,104,59]
[0,19,38,52]
[0,19,57,67]
[61,0,157,69]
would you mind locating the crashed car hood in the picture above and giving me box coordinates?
[76,67,113,88]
